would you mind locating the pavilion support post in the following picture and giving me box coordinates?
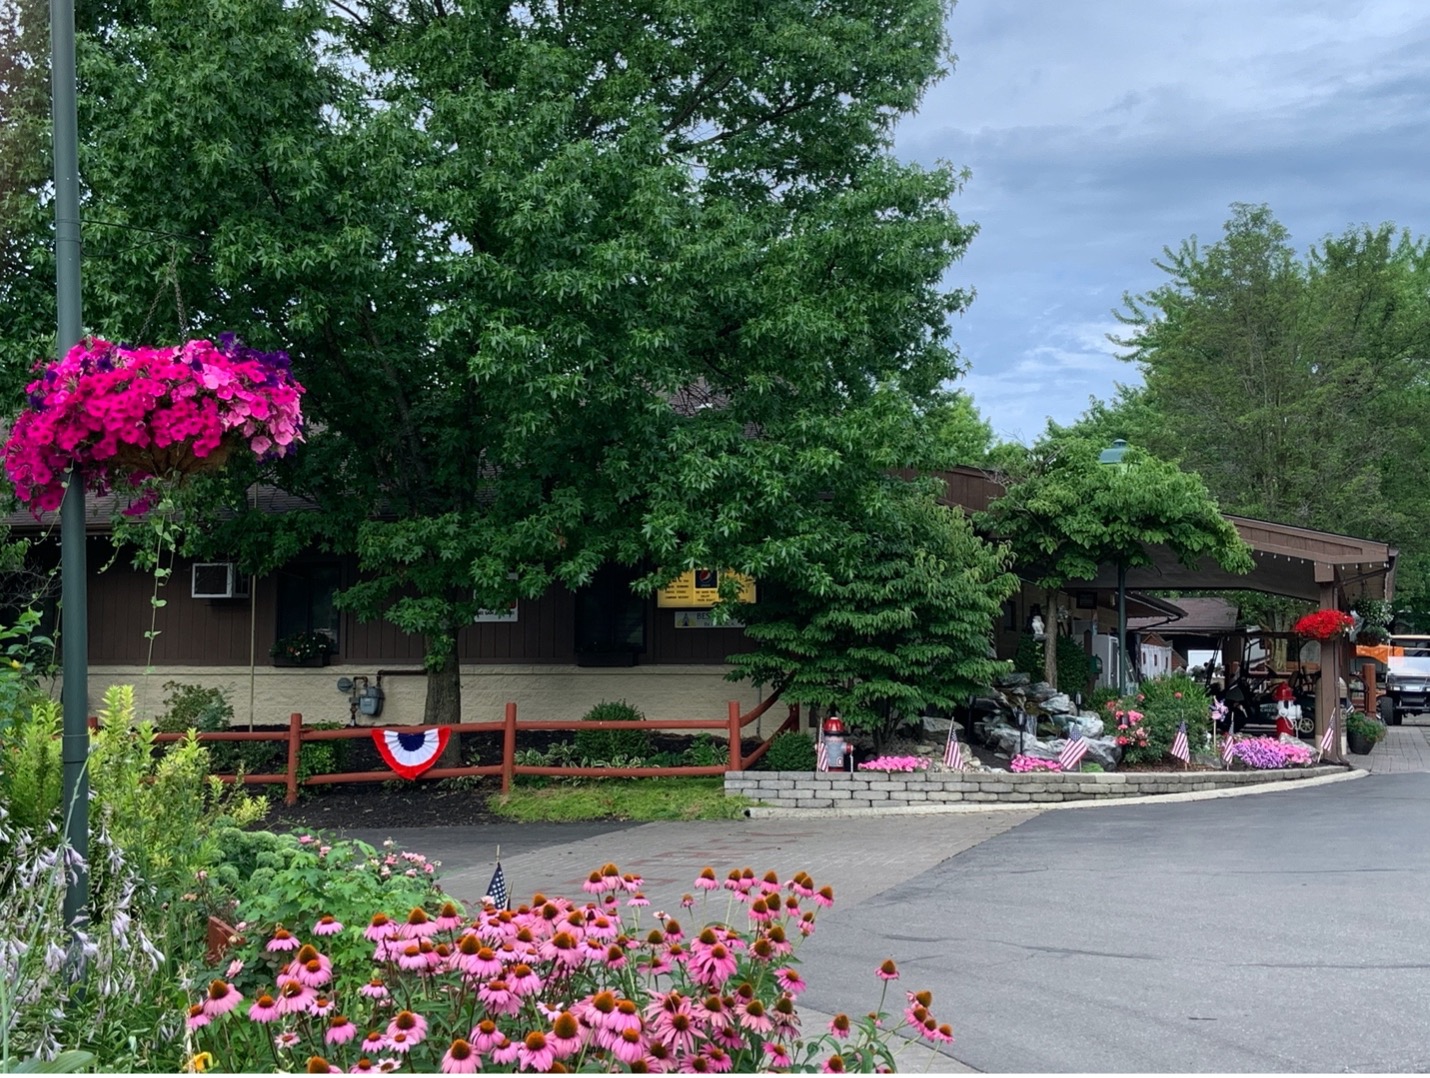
[1314,568,1340,761]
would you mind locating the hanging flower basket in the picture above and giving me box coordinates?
[3,335,304,514]
[1292,609,1356,642]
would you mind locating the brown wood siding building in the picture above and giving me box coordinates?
[87,544,746,668]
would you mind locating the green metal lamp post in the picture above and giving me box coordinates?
[1099,439,1130,694]
[51,0,89,927]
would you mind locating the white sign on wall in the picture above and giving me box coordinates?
[474,602,518,623]
[674,610,744,629]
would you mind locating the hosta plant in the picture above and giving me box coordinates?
[185,862,953,1073]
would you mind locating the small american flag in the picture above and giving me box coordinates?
[1058,736,1090,771]
[485,861,508,911]
[1320,714,1336,756]
[1221,732,1236,766]
[816,738,830,772]
[1170,721,1190,764]
[943,725,965,770]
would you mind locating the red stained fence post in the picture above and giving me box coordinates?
[285,712,302,805]
[727,701,743,772]
[502,701,517,795]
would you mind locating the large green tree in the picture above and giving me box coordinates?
[1109,204,1430,604]
[729,477,1016,747]
[977,435,1253,686]
[1,0,980,724]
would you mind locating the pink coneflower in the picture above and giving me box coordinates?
[185,1003,209,1032]
[311,995,336,1018]
[605,1028,643,1065]
[490,1034,519,1067]
[248,992,281,1023]
[788,871,815,898]
[399,907,436,939]
[226,958,245,979]
[376,1060,402,1073]
[918,1018,954,1044]
[202,979,243,1017]
[516,1030,556,1071]
[711,1024,745,1052]
[349,1059,377,1074]
[268,926,301,952]
[326,1016,358,1046]
[434,902,464,932]
[386,1011,428,1046]
[305,1055,341,1074]
[536,1001,564,1022]
[661,917,684,943]
[814,885,835,908]
[798,912,817,937]
[618,872,640,892]
[688,942,738,987]
[385,1032,415,1055]
[441,1039,480,1074]
[395,941,428,972]
[359,978,389,1000]
[582,870,605,895]
[277,980,316,1016]
[470,1020,503,1054]
[586,914,617,941]
[694,993,731,1030]
[828,1013,852,1040]
[364,913,397,942]
[704,1045,735,1073]
[454,936,503,978]
[477,979,520,1017]
[295,956,333,989]
[627,892,650,908]
[313,915,343,937]
[604,943,629,971]
[507,963,542,997]
[775,967,807,996]
[875,958,899,981]
[821,1053,847,1073]
[275,1031,302,1050]
[541,930,584,968]
[771,995,800,1038]
[652,1009,698,1056]
[360,1031,387,1055]
[763,1042,792,1068]
[766,925,793,956]
[737,999,774,1034]
[548,1012,584,1058]
[747,897,774,923]
[693,867,719,891]
[680,893,696,909]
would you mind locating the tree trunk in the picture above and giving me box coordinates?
[1043,588,1059,690]
[424,635,462,766]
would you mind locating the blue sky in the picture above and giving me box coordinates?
[895,0,1430,445]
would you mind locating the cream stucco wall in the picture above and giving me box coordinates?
[80,663,779,736]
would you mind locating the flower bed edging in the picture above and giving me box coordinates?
[725,765,1351,811]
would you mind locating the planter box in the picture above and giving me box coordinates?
[272,653,330,668]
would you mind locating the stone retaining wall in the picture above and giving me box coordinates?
[725,765,1346,810]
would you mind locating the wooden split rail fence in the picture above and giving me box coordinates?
[143,697,799,805]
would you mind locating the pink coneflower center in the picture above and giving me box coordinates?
[449,1040,473,1061]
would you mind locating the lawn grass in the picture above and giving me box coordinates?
[487,777,753,822]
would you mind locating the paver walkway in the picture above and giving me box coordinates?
[1347,718,1430,772]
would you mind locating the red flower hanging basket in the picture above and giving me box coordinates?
[1292,609,1355,642]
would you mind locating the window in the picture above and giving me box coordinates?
[574,564,646,666]
[276,561,341,654]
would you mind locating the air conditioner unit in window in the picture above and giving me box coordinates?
[191,562,250,600]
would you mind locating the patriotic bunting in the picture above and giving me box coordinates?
[372,727,452,780]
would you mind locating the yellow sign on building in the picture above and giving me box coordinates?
[656,569,757,608]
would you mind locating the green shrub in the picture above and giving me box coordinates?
[296,720,350,788]
[762,730,817,771]
[1104,674,1210,766]
[1013,633,1092,696]
[574,700,651,762]
[0,698,63,833]
[156,680,234,734]
[88,685,267,900]
[681,733,727,768]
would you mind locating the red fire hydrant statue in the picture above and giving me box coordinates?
[821,715,851,770]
